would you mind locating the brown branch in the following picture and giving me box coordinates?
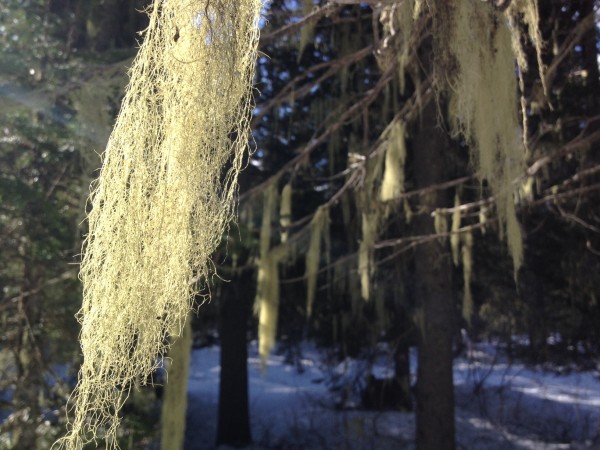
[45,162,70,199]
[253,45,373,126]
[375,221,490,250]
[586,241,600,257]
[432,161,600,218]
[537,181,600,204]
[555,203,600,234]
[0,270,78,312]
[544,10,596,90]
[556,164,600,189]
[278,78,434,232]
[280,176,600,284]
[527,130,600,177]
[398,175,473,202]
[259,3,341,46]
[280,221,487,285]
[431,196,494,217]
[241,67,395,202]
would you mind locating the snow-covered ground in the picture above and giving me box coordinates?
[184,342,600,450]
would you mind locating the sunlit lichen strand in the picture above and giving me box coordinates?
[305,207,329,317]
[450,193,461,266]
[359,212,378,301]
[53,1,261,448]
[461,231,474,324]
[446,0,528,274]
[380,120,406,202]
[279,183,292,243]
[255,183,287,367]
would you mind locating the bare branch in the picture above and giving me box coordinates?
[253,45,373,126]
[544,11,596,92]
[260,3,341,46]
[527,130,600,177]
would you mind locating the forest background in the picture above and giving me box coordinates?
[0,0,599,449]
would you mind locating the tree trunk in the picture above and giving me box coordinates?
[390,278,413,411]
[161,319,192,450]
[412,100,456,450]
[394,323,412,411]
[520,265,547,362]
[216,271,253,446]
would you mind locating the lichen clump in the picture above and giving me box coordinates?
[54,0,261,448]
[445,0,538,272]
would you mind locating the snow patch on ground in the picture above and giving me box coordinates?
[185,342,600,449]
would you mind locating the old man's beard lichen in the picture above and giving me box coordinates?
[53,1,261,448]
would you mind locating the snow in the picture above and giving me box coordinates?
[184,341,600,449]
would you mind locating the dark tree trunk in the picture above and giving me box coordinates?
[216,271,253,447]
[520,265,548,362]
[412,100,456,450]
[389,283,413,411]
[394,325,412,411]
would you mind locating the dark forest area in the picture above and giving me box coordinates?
[1,1,599,449]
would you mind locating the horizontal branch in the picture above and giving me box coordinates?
[528,129,600,175]
[0,270,78,312]
[260,3,341,46]
[253,45,373,126]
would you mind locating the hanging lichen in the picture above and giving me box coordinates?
[260,183,278,258]
[254,182,283,366]
[450,193,461,266]
[305,207,329,318]
[380,120,406,202]
[433,208,448,237]
[279,183,292,243]
[413,0,425,19]
[506,0,546,153]
[479,206,488,235]
[53,1,261,448]
[254,244,288,367]
[446,0,524,274]
[358,212,377,301]
[507,0,546,95]
[364,151,386,205]
[403,198,413,224]
[160,319,192,450]
[397,0,416,93]
[461,231,474,325]
[517,175,535,204]
[377,0,415,93]
[297,0,315,61]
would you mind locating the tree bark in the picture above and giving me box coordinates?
[216,271,253,447]
[394,322,412,411]
[412,100,456,450]
[520,264,547,362]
